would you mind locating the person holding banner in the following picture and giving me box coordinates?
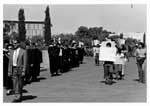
[99,41,117,85]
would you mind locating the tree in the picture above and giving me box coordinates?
[11,32,19,41]
[143,33,146,47]
[31,35,44,43]
[18,8,26,41]
[44,6,52,45]
[3,23,10,35]
[89,27,103,40]
[120,33,124,39]
[75,26,89,39]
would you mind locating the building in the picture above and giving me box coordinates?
[3,20,45,38]
[123,32,145,42]
[108,32,145,43]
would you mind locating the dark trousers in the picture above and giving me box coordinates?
[3,56,9,87]
[6,76,13,90]
[49,58,54,75]
[58,56,63,72]
[95,53,99,65]
[49,56,58,75]
[136,57,145,83]
[24,65,31,83]
[63,60,69,72]
[31,64,40,80]
[12,67,23,99]
[103,63,113,80]
[114,64,122,79]
[36,64,40,76]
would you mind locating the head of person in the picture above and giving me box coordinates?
[7,44,13,51]
[26,42,30,49]
[4,40,9,49]
[97,44,100,48]
[32,42,36,49]
[138,42,144,49]
[13,40,20,49]
[106,42,111,47]
[20,41,26,49]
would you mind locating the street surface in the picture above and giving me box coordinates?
[3,50,146,102]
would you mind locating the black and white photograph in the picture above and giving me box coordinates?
[1,0,148,103]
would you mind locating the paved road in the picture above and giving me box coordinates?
[3,51,146,102]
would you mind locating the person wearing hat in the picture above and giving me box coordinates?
[8,40,27,102]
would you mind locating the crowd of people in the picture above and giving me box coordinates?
[93,38,146,85]
[3,36,146,102]
[48,40,85,77]
[3,39,85,102]
[3,40,42,102]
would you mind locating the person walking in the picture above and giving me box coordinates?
[135,42,146,83]
[94,44,100,66]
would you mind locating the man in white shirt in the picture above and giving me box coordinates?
[8,40,27,102]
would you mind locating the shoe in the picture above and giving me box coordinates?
[56,73,61,76]
[51,74,56,77]
[13,94,22,102]
[6,90,12,96]
[12,99,22,103]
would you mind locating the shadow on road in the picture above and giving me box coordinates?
[36,77,47,82]
[21,95,37,102]
[100,80,117,84]
[80,62,87,64]
[133,79,140,82]
[40,68,47,72]
[22,89,28,93]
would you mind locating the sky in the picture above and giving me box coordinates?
[3,4,146,35]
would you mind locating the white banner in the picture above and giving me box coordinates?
[99,47,117,62]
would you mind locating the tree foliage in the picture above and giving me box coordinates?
[44,6,52,45]
[74,26,111,46]
[54,33,77,45]
[75,26,89,38]
[143,33,146,47]
[18,8,26,41]
[31,35,44,43]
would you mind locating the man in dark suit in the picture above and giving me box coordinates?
[48,42,55,76]
[30,43,42,81]
[8,40,27,102]
[57,43,64,73]
[3,41,9,88]
[78,45,85,64]
[34,44,42,77]
[53,43,60,76]
[24,43,32,84]
[62,45,70,72]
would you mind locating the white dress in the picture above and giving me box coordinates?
[115,53,125,65]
